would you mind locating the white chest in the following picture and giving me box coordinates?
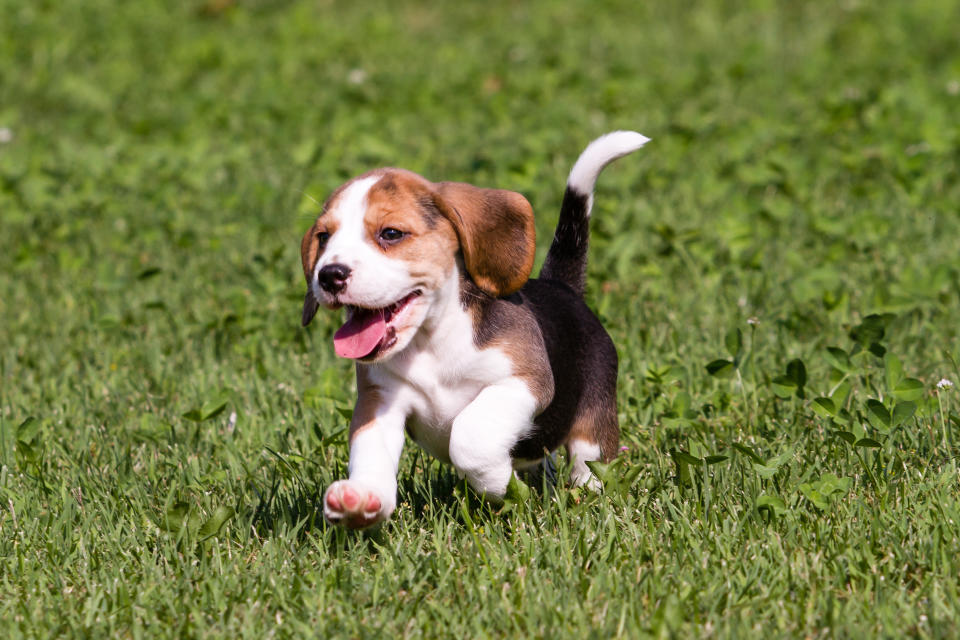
[369,341,514,461]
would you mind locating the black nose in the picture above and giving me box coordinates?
[317,263,351,294]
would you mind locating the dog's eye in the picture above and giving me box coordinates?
[379,228,405,243]
[316,231,330,247]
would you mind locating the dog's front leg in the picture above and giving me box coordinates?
[448,379,539,501]
[324,406,405,529]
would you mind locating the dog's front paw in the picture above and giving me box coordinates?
[323,480,388,529]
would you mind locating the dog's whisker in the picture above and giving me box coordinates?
[295,188,323,208]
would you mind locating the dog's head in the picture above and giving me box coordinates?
[300,169,535,362]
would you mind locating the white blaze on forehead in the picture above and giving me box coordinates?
[322,175,379,265]
[311,176,377,300]
[311,176,376,303]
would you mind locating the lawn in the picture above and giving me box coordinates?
[2,0,959,637]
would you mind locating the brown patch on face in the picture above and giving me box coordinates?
[301,166,534,328]
[349,365,384,443]
[362,170,460,290]
[433,181,536,297]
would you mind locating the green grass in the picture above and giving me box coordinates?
[2,0,960,636]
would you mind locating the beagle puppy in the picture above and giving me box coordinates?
[301,131,648,528]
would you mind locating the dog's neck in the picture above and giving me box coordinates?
[413,268,474,355]
[374,266,482,380]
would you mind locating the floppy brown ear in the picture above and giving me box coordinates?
[433,182,536,297]
[300,226,321,326]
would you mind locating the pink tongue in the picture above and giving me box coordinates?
[333,310,387,359]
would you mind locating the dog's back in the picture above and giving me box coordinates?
[304,131,648,526]
[465,131,649,480]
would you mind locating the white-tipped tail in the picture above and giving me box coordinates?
[541,130,648,295]
[566,130,650,213]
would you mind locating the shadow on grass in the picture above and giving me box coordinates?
[247,451,562,548]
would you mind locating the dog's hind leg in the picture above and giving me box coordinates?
[566,438,603,490]
[564,389,620,491]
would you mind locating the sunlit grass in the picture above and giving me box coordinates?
[1,0,959,637]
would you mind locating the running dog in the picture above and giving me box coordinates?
[300,131,648,527]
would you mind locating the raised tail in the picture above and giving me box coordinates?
[539,131,649,296]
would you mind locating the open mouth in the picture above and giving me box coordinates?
[332,291,422,360]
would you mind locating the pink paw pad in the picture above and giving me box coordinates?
[324,481,383,529]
